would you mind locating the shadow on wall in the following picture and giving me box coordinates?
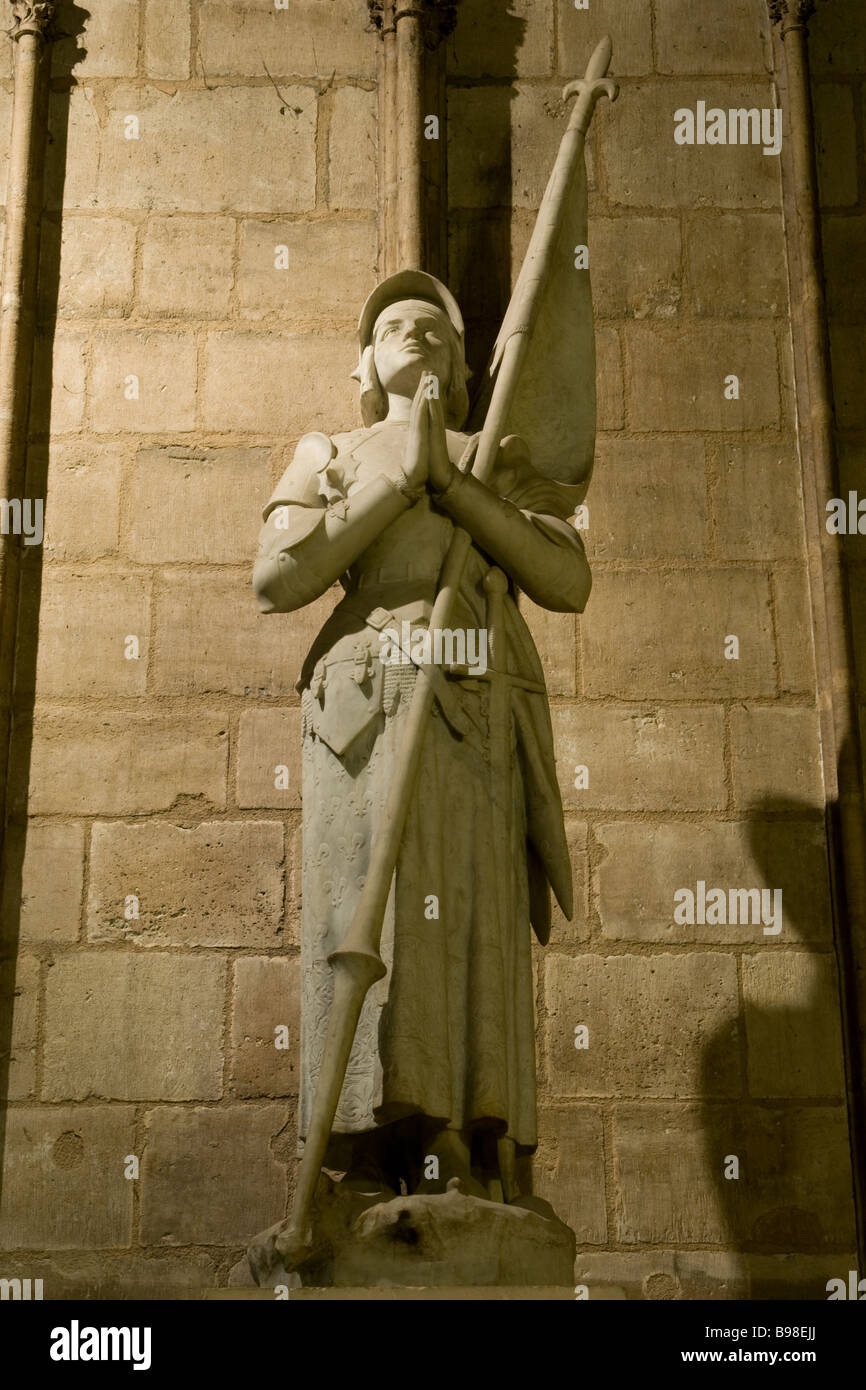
[0,2,88,1204]
[446,1,525,386]
[700,767,860,1300]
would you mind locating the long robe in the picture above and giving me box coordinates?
[263,421,578,1166]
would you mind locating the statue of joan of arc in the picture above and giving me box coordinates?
[254,268,590,1206]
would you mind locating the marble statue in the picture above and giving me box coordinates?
[249,36,617,1287]
[254,270,590,1201]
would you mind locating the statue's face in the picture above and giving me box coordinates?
[372,299,453,397]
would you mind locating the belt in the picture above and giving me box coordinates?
[338,595,472,740]
[357,562,440,588]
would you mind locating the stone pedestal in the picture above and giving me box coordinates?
[204,1286,628,1300]
[248,1177,577,1290]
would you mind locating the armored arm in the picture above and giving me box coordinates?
[432,442,592,613]
[253,433,415,614]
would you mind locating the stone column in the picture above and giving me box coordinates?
[0,1,56,840]
[369,0,459,276]
[770,0,866,1265]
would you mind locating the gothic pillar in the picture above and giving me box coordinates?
[0,1,56,839]
[369,1,458,276]
[770,0,866,1264]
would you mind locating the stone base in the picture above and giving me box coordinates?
[248,1178,577,1289]
[204,1286,628,1300]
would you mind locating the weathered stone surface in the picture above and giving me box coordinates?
[548,817,588,943]
[42,953,225,1101]
[6,954,38,1099]
[533,1106,606,1241]
[285,818,303,948]
[0,1253,215,1301]
[237,709,303,809]
[553,704,726,812]
[573,1250,747,1301]
[46,90,100,211]
[773,568,816,694]
[626,324,780,431]
[43,444,122,560]
[572,1250,861,1301]
[742,953,848,1098]
[544,952,740,1098]
[215,1284,614,1299]
[815,85,858,207]
[145,0,191,79]
[654,0,771,74]
[27,713,228,815]
[140,1104,289,1246]
[80,86,316,214]
[589,216,681,320]
[596,326,624,429]
[595,820,832,944]
[586,439,707,560]
[30,330,87,434]
[140,217,235,317]
[811,0,866,75]
[202,332,356,434]
[603,83,782,210]
[714,443,804,558]
[155,571,300,696]
[449,86,589,212]
[231,956,300,1097]
[329,88,378,210]
[198,0,377,79]
[91,329,197,433]
[730,706,824,809]
[852,583,866,695]
[614,1104,854,1248]
[830,324,866,429]
[614,1105,728,1244]
[740,1107,857,1249]
[124,446,272,564]
[838,441,866,565]
[581,570,775,698]
[685,212,786,317]
[13,822,85,943]
[447,0,553,79]
[517,598,575,695]
[34,573,150,697]
[746,1255,860,1301]
[558,0,652,79]
[0,1106,135,1249]
[823,216,866,323]
[87,821,285,948]
[53,0,140,78]
[41,216,136,318]
[238,219,377,320]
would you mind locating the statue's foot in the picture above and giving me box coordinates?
[340,1160,396,1199]
[506,1193,559,1221]
[414,1170,489,1199]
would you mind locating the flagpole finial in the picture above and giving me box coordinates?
[562,35,618,130]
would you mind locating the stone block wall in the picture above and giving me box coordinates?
[812,3,866,775]
[0,0,861,1299]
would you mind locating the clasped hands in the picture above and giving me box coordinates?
[400,373,458,500]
